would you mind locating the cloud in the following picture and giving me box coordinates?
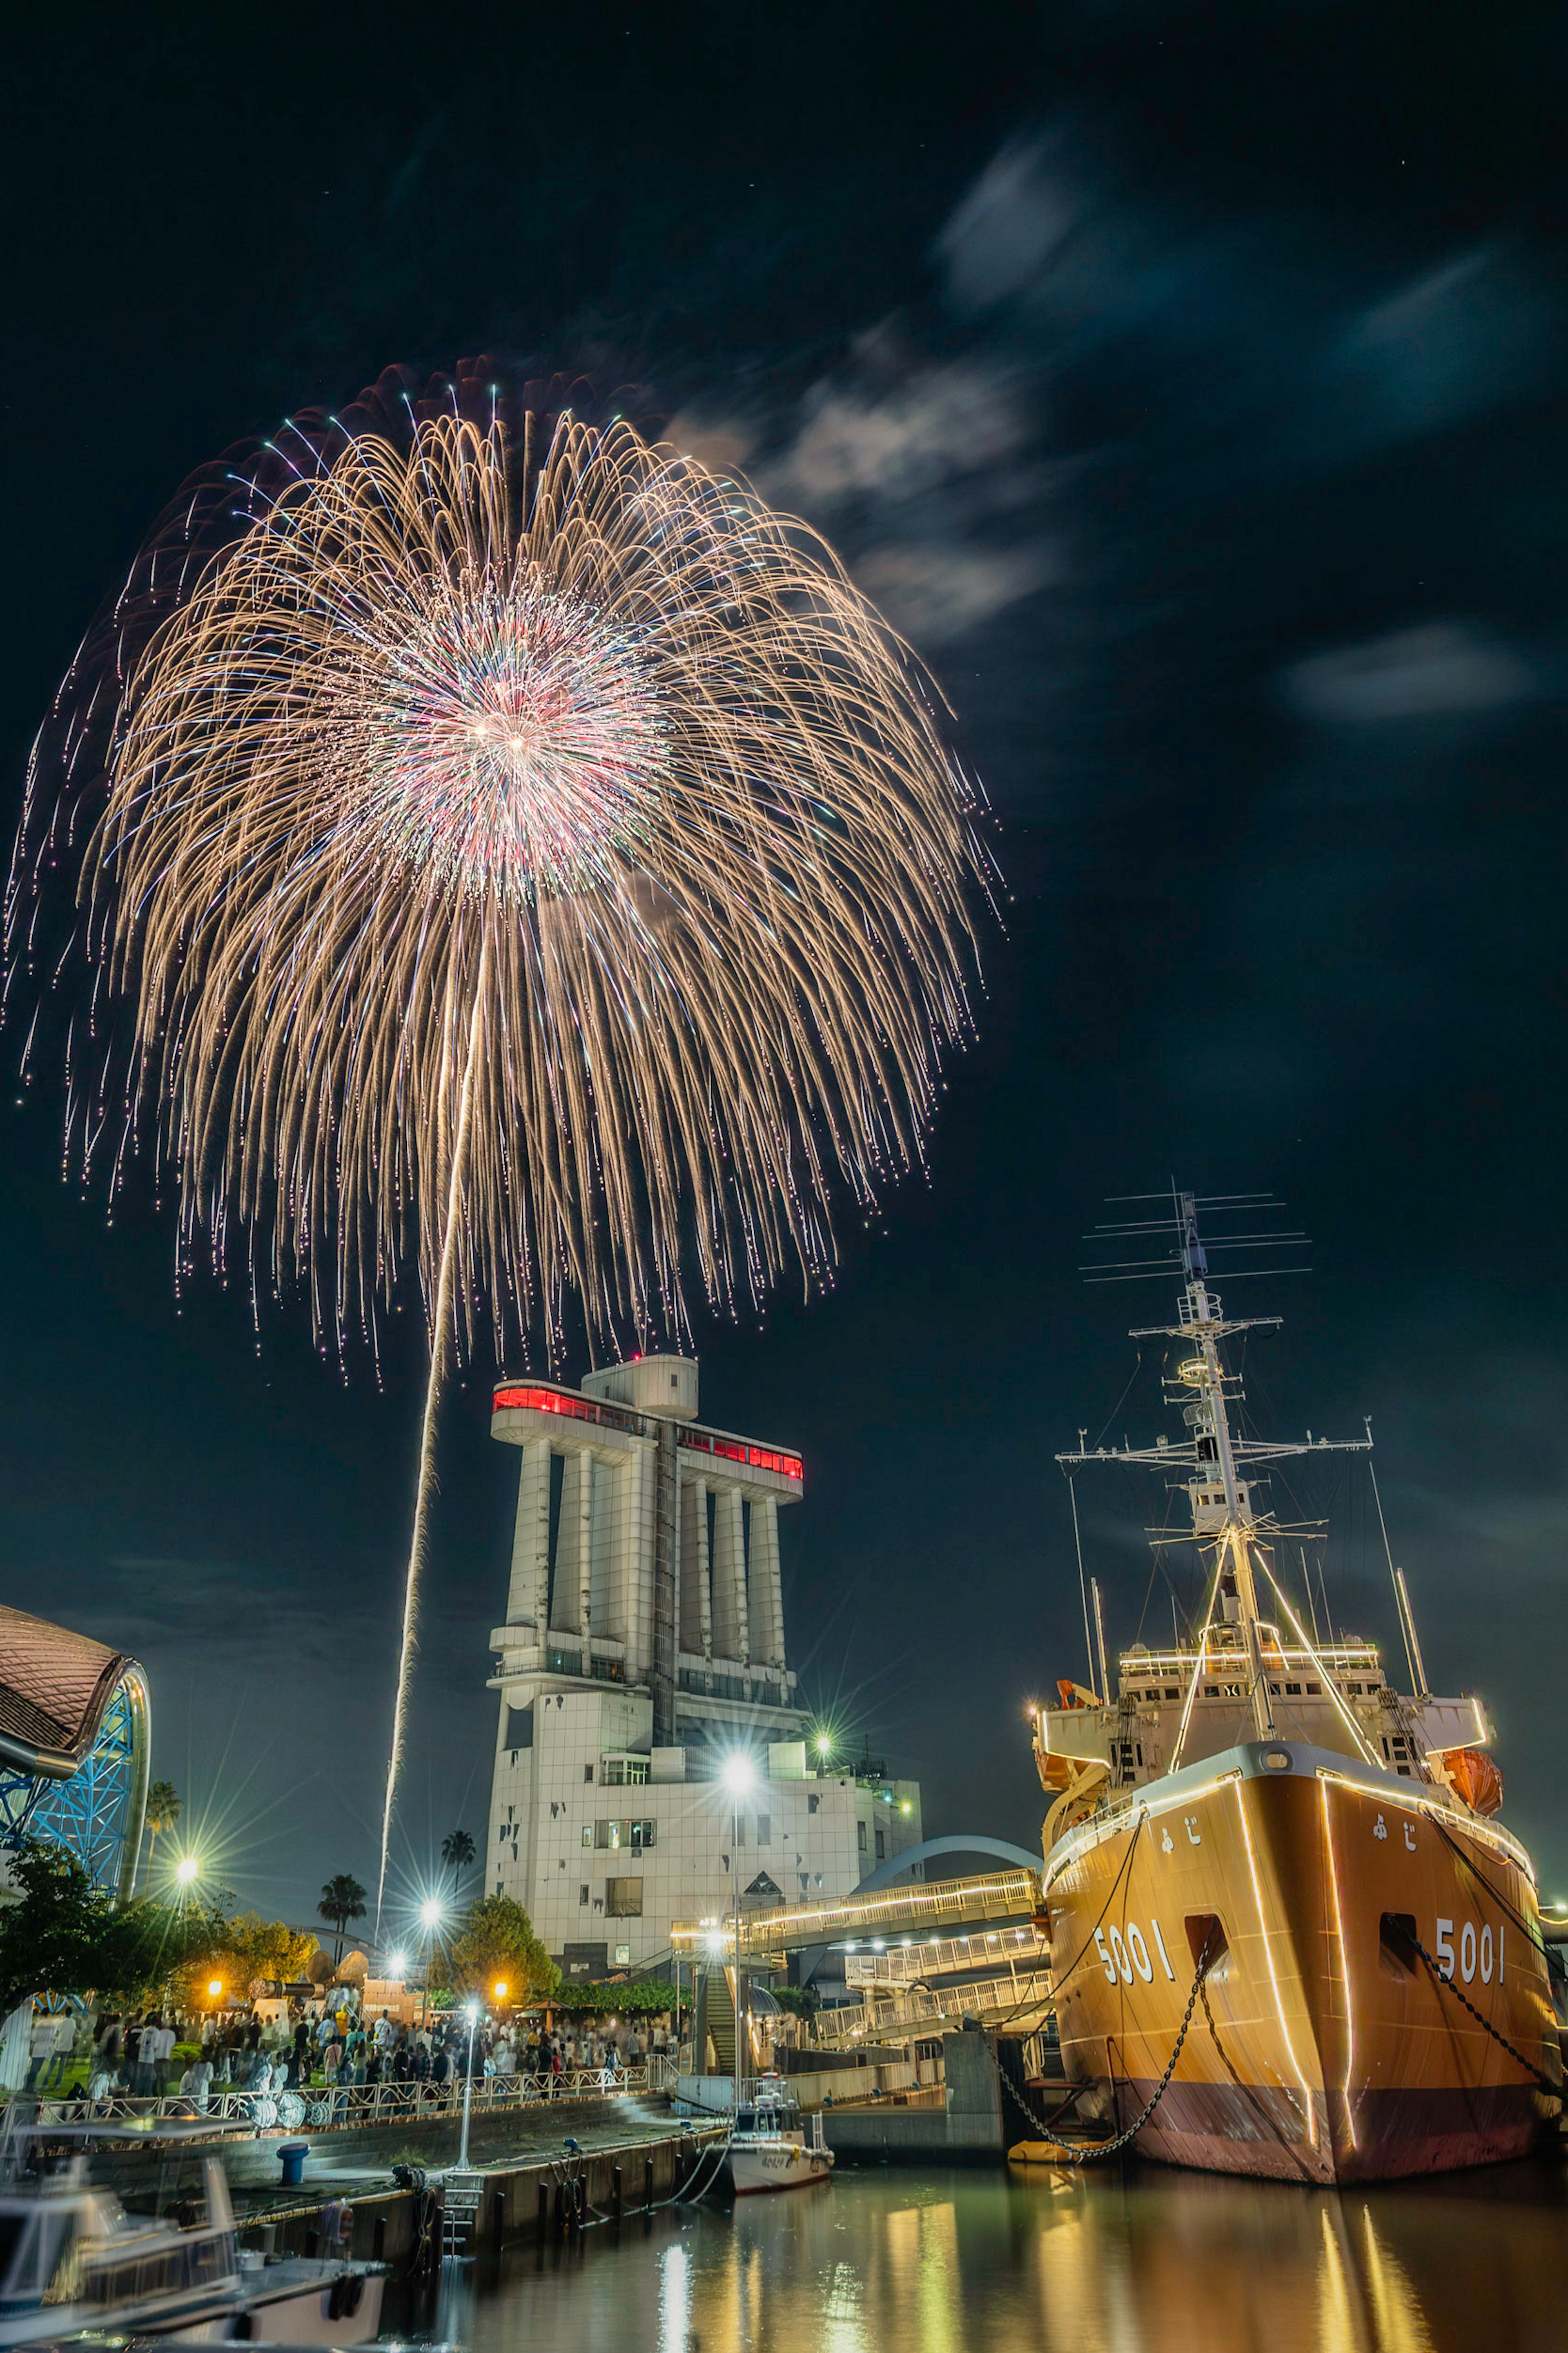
[1282,624,1538,724]
[852,543,1052,644]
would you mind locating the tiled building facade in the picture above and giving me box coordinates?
[484,1355,922,1975]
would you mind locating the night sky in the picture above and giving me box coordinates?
[5,2,1567,1931]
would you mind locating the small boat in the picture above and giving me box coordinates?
[725,2088,833,2195]
[0,2127,383,2344]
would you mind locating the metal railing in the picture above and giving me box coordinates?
[674,1868,1043,1961]
[11,2056,674,2135]
[844,1925,1049,1987]
[813,1972,1052,2050]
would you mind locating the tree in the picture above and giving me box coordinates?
[553,1976,679,2017]
[144,1781,182,1876]
[317,1874,368,1962]
[440,1828,476,1883]
[447,1895,559,2008]
[0,1840,214,2017]
[183,1913,318,2008]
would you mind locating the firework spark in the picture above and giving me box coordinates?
[10,369,991,1908]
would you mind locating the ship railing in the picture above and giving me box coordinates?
[814,1969,1052,2049]
[9,2056,674,2134]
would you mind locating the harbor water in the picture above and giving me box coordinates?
[412,2159,1568,2352]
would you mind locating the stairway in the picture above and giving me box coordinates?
[704,1965,737,2076]
[441,2169,484,2256]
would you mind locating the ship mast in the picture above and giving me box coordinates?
[1060,1188,1369,1745]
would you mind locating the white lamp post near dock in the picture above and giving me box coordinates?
[720,1752,755,2116]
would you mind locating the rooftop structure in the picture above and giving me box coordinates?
[0,1604,149,1899]
[485,1355,922,1976]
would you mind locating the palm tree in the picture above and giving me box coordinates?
[145,1781,181,1878]
[441,1828,477,1886]
[317,1873,368,1963]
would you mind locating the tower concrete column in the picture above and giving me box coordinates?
[711,1486,749,1665]
[750,1494,786,1670]
[553,1448,592,1636]
[506,1439,552,1630]
[679,1473,711,1658]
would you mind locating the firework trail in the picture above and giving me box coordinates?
[9,363,991,1914]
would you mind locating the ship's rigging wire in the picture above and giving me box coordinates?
[1067,1480,1094,1696]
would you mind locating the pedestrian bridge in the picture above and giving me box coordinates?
[672,1842,1045,1964]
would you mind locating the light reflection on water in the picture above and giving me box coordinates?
[439,2160,1568,2353]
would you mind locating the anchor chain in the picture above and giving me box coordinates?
[1000,1932,1212,2166]
[1410,1934,1562,2097]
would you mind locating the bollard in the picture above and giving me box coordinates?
[492,2189,506,2253]
[372,2215,386,2262]
[553,2182,566,2238]
[612,2165,623,2226]
[304,2230,318,2259]
[644,2154,655,2211]
[576,2176,588,2230]
[537,2181,548,2239]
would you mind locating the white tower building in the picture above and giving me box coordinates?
[485,1354,922,1979]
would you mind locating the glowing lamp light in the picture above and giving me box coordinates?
[464,2001,479,2025]
[207,1979,223,1999]
[175,1856,199,1886]
[814,1731,833,1757]
[720,1753,755,1798]
[900,1800,913,1815]
[419,1898,443,1930]
[389,1950,409,1977]
[493,1979,509,2001]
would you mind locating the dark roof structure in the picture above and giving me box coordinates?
[0,1603,136,1780]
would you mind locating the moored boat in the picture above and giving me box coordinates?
[724,2087,833,2195]
[0,2126,383,2343]
[1021,1190,1564,2183]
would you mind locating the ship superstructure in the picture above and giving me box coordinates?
[1025,1190,1561,2181]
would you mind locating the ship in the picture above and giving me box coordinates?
[1022,1190,1564,2182]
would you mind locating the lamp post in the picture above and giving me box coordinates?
[418,1899,443,2029]
[720,1754,755,2117]
[457,2001,479,2168]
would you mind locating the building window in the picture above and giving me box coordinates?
[595,1818,658,1851]
[591,1657,624,1682]
[504,1705,534,1749]
[875,1828,885,1860]
[548,1648,582,1676]
[582,1825,593,1846]
[584,1765,595,1783]
[755,1814,771,1845]
[606,1877,643,1917]
[579,1885,590,1905]
[808,1794,820,1815]
[857,1821,866,1852]
[601,1756,650,1787]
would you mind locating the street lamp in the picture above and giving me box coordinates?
[389,1950,409,1981]
[492,1979,508,2003]
[417,1900,444,2026]
[175,1855,199,1887]
[720,1753,755,2116]
[457,2000,481,2168]
[813,1730,833,1761]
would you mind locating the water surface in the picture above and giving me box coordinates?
[421,2159,1568,2353]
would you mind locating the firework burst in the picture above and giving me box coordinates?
[10,365,991,1903]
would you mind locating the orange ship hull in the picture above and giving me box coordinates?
[1041,1741,1562,2182]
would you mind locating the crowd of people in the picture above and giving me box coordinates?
[48,2001,670,2113]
